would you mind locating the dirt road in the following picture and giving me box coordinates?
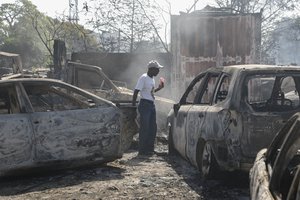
[0,139,250,200]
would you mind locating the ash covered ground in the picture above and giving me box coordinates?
[0,134,250,200]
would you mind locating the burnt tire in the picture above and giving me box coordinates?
[168,126,177,155]
[196,139,219,179]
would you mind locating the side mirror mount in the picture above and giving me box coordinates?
[173,103,180,116]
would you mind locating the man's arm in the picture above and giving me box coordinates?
[154,79,164,93]
[132,89,140,106]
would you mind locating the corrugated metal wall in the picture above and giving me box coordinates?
[171,11,261,100]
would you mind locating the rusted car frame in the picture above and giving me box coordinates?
[250,113,300,200]
[65,61,174,130]
[0,78,131,175]
[168,65,300,178]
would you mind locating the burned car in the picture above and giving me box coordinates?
[65,61,175,130]
[167,64,300,178]
[0,78,134,175]
[250,113,300,200]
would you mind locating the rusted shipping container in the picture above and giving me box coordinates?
[171,7,261,100]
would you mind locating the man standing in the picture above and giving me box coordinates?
[132,60,164,155]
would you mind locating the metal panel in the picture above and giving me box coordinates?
[31,107,121,163]
[171,12,261,100]
[0,114,33,171]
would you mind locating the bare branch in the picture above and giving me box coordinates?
[135,0,169,53]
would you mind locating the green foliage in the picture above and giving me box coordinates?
[0,0,101,69]
[0,0,45,68]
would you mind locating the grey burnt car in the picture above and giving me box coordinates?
[65,61,175,131]
[250,113,300,200]
[0,78,130,175]
[167,64,300,178]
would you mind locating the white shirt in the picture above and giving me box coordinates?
[135,73,155,101]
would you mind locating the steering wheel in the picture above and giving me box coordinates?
[282,98,293,107]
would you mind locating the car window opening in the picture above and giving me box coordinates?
[245,75,300,112]
[24,84,94,112]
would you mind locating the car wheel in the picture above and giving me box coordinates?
[196,139,218,179]
[168,125,177,155]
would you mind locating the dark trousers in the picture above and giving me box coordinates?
[138,99,157,154]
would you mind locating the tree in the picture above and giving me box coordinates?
[85,0,164,53]
[0,0,101,68]
[0,2,23,35]
[61,22,101,53]
[0,0,45,68]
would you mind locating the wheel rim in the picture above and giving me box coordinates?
[201,143,212,176]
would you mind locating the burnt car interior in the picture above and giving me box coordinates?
[75,68,111,90]
[179,72,231,106]
[0,85,21,114]
[23,83,96,112]
[214,75,231,104]
[245,75,300,112]
[66,62,120,92]
[266,114,300,199]
[180,73,220,105]
[173,72,231,115]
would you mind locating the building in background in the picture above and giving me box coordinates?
[171,6,262,100]
[273,18,300,66]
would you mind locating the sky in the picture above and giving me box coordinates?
[1,0,217,18]
[1,0,217,42]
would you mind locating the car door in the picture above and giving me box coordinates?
[185,72,221,166]
[22,81,121,163]
[66,62,120,99]
[266,113,300,200]
[172,73,206,159]
[0,82,34,172]
[241,74,300,159]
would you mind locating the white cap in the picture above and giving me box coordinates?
[147,60,164,69]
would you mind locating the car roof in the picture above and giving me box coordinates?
[218,64,300,74]
[0,77,66,84]
[204,64,300,72]
[0,77,114,104]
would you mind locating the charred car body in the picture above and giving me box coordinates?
[168,65,300,178]
[64,61,174,130]
[250,113,300,200]
[0,78,133,175]
[0,53,138,153]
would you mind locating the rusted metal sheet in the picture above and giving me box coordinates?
[171,10,261,99]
